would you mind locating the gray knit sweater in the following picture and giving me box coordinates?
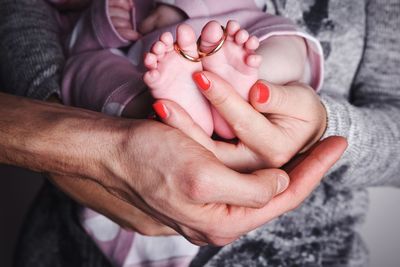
[1,0,399,266]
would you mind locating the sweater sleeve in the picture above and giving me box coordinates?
[155,0,262,19]
[0,0,64,100]
[321,0,400,188]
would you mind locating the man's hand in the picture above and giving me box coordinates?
[139,4,187,34]
[48,173,176,236]
[96,119,291,245]
[0,93,286,244]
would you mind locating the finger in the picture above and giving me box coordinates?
[215,136,347,234]
[116,28,140,41]
[109,0,132,11]
[139,13,158,34]
[154,100,266,172]
[192,71,285,163]
[109,6,131,20]
[254,136,347,223]
[185,160,290,209]
[111,17,133,29]
[249,80,317,118]
[153,100,216,152]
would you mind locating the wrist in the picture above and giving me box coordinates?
[301,100,328,153]
[40,107,132,180]
[0,93,127,180]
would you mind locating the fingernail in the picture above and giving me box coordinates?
[193,72,210,91]
[152,102,168,119]
[277,174,289,194]
[255,82,270,103]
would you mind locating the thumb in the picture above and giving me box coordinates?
[249,80,316,117]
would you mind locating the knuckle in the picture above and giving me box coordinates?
[251,190,272,208]
[271,85,289,108]
[182,171,210,202]
[252,198,268,209]
[231,117,250,134]
[210,90,230,107]
[268,153,291,168]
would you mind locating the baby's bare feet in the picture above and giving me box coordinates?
[109,0,140,41]
[200,21,262,139]
[143,24,213,135]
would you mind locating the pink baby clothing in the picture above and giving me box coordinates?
[61,0,323,115]
[57,1,324,266]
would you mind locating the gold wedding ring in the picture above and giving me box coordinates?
[174,43,202,62]
[174,25,227,63]
[197,25,228,58]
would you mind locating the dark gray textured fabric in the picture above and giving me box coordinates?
[0,0,64,99]
[14,181,113,267]
[1,0,399,266]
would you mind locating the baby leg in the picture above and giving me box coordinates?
[62,49,151,118]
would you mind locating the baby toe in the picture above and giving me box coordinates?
[226,20,241,37]
[245,36,260,51]
[199,20,225,54]
[151,41,166,57]
[235,29,250,45]
[176,23,198,58]
[144,52,158,69]
[246,54,263,68]
[160,32,174,51]
[143,69,160,85]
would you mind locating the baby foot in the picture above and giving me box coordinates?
[144,24,213,135]
[199,20,262,139]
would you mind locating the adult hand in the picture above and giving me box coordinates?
[121,111,346,244]
[155,71,327,171]
[48,173,176,236]
[98,119,292,245]
[0,93,291,245]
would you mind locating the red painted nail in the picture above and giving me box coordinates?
[193,72,211,91]
[152,102,168,119]
[256,82,270,103]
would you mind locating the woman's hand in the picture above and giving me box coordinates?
[155,71,327,171]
